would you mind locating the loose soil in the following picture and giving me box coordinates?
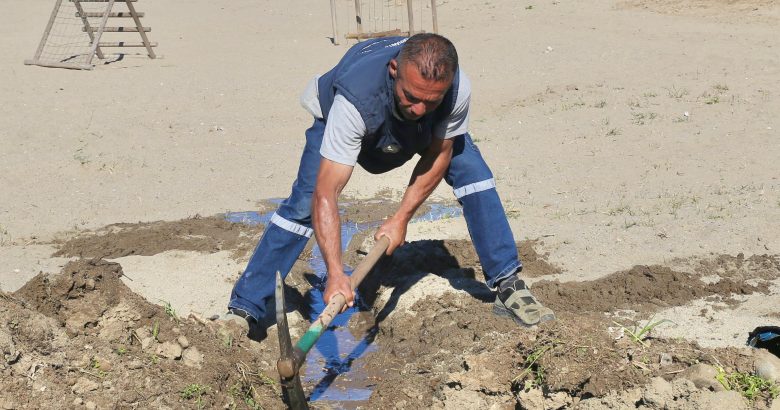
[2,211,777,409]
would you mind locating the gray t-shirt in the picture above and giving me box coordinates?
[300,70,472,167]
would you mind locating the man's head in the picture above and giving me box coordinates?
[389,33,459,121]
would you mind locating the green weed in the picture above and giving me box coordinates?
[613,316,673,347]
[705,94,720,105]
[160,300,179,323]
[181,384,209,409]
[716,367,780,401]
[513,340,559,390]
[594,100,607,108]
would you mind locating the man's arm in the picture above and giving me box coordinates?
[375,137,455,254]
[313,158,355,309]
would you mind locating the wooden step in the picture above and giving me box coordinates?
[76,12,145,17]
[98,41,158,47]
[83,26,150,32]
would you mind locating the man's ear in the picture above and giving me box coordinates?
[388,59,398,79]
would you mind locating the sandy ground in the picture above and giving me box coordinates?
[1,0,780,407]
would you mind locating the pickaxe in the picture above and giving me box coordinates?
[275,236,390,409]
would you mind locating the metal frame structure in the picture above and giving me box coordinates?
[25,0,156,70]
[329,0,439,45]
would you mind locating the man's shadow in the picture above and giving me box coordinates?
[297,239,494,398]
[358,239,494,325]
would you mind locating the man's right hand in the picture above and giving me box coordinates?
[323,271,354,313]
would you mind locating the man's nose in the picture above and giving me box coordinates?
[411,102,426,117]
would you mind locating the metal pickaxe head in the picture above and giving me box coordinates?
[275,271,308,409]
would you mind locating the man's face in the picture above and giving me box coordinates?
[389,59,452,121]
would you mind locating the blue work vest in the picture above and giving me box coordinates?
[317,37,459,174]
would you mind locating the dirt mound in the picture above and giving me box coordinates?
[533,262,774,315]
[361,292,759,409]
[54,215,263,259]
[2,259,284,409]
[356,253,779,408]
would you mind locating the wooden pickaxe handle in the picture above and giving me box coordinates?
[277,236,390,378]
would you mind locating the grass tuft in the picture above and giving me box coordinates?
[613,316,673,347]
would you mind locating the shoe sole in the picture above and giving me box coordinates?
[492,303,556,327]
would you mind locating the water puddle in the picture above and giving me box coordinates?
[226,201,461,408]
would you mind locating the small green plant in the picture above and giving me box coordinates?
[705,94,720,105]
[712,83,729,92]
[613,316,673,347]
[160,300,179,323]
[221,330,234,348]
[181,384,208,408]
[149,354,159,365]
[716,367,780,401]
[82,358,107,378]
[115,346,127,356]
[606,128,621,137]
[229,383,262,410]
[632,112,658,125]
[525,5,534,9]
[642,91,658,98]
[665,85,688,99]
[513,341,558,390]
[152,320,160,341]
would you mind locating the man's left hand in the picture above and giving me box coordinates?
[375,215,408,255]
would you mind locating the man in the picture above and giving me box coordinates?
[226,33,554,332]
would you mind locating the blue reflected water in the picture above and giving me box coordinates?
[225,201,462,406]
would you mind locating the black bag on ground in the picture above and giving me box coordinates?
[748,326,780,357]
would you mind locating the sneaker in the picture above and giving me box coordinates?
[493,276,555,327]
[221,307,256,333]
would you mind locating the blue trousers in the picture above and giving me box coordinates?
[229,119,522,321]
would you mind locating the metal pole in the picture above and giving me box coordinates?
[407,0,415,35]
[330,0,340,45]
[354,0,363,37]
[430,0,438,33]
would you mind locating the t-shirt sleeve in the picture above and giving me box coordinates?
[319,94,366,166]
[433,70,472,139]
